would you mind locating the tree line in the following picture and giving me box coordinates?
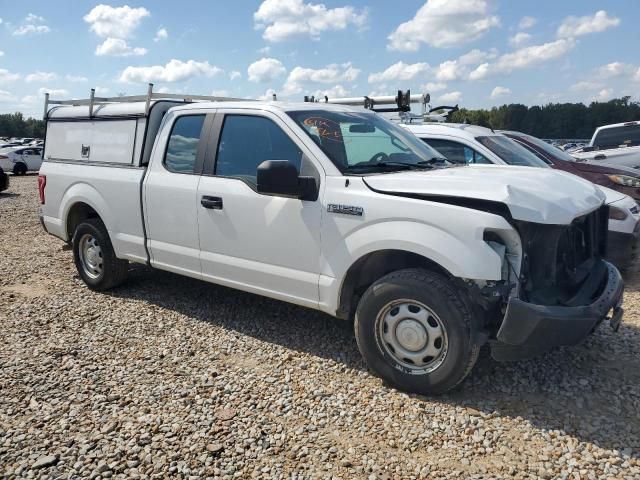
[447,96,640,139]
[0,113,45,139]
[1,96,639,140]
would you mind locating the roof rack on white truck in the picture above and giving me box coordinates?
[303,89,459,122]
[39,87,624,395]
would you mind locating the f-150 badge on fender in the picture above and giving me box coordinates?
[327,204,364,216]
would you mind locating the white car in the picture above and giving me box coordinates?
[38,88,624,394]
[0,146,44,175]
[402,123,640,269]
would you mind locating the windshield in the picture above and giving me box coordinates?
[476,135,549,168]
[509,132,577,162]
[287,110,450,173]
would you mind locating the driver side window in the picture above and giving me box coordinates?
[215,115,303,186]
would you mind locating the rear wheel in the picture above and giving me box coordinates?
[354,268,481,394]
[13,163,27,175]
[72,218,128,290]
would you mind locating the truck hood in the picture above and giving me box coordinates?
[363,165,605,225]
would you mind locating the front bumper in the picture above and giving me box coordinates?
[491,261,624,361]
[606,221,640,270]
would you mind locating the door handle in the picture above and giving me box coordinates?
[201,195,223,210]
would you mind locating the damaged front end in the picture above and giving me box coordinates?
[488,205,624,360]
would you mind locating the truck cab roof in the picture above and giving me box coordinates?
[401,122,497,140]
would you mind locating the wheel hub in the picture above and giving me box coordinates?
[376,300,448,374]
[395,319,428,351]
[78,234,103,279]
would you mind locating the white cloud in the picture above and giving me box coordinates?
[84,4,150,38]
[438,91,462,103]
[368,61,429,83]
[509,32,531,47]
[229,70,242,81]
[421,82,447,92]
[254,0,367,42]
[12,13,50,36]
[490,86,511,99]
[154,27,168,42]
[95,38,147,56]
[593,88,614,102]
[557,10,620,38]
[387,0,500,51]
[211,89,231,97]
[570,80,603,91]
[635,68,640,83]
[247,58,286,83]
[66,75,88,82]
[0,69,21,85]
[258,46,271,55]
[95,87,110,95]
[311,84,349,99]
[0,90,17,103]
[38,87,69,98]
[13,24,50,36]
[26,71,58,83]
[119,59,223,83]
[458,48,498,65]
[518,16,536,30]
[434,60,464,81]
[597,62,635,79]
[469,38,575,80]
[0,51,4,57]
[283,62,359,95]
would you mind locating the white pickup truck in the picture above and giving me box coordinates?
[39,88,624,394]
[573,120,640,168]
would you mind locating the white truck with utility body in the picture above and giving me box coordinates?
[39,88,624,394]
[573,120,640,168]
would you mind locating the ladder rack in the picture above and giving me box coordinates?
[303,90,430,114]
[44,83,253,119]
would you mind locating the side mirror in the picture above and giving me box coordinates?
[257,160,317,200]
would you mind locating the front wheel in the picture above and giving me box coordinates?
[72,218,128,291]
[354,269,481,394]
[13,163,27,175]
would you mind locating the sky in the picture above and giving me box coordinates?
[0,0,639,118]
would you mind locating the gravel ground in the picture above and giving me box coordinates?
[1,174,639,480]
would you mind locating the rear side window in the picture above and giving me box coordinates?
[164,115,205,173]
[215,115,302,185]
[424,138,491,164]
[593,124,640,149]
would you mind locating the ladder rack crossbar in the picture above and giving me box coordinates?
[44,83,254,119]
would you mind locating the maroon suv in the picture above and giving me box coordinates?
[502,131,640,201]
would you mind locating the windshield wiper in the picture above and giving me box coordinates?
[417,157,448,165]
[346,161,434,171]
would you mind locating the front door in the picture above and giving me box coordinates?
[197,110,323,307]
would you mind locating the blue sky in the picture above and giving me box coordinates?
[0,0,639,117]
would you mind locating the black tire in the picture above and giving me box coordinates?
[354,268,481,395]
[72,218,128,291]
[13,163,27,175]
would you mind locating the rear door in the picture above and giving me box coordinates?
[143,111,212,279]
[23,148,43,170]
[196,109,323,307]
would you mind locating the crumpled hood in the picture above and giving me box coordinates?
[364,165,606,225]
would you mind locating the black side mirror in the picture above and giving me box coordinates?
[257,160,317,200]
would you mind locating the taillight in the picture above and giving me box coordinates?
[38,174,46,204]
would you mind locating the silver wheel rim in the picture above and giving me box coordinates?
[376,299,448,375]
[78,233,103,279]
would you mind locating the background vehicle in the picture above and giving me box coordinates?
[503,131,640,201]
[572,121,640,168]
[403,123,639,270]
[0,168,8,193]
[0,146,43,175]
[39,87,623,394]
